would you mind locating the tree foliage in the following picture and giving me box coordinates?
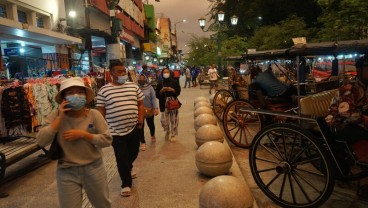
[185,0,368,62]
[316,0,368,41]
[248,15,310,50]
[185,34,247,67]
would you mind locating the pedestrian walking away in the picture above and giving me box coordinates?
[37,77,112,208]
[184,66,191,88]
[208,64,220,94]
[96,60,145,197]
[138,73,159,150]
[155,67,181,142]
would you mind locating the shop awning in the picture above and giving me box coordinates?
[0,18,82,46]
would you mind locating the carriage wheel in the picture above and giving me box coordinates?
[249,123,335,208]
[212,90,234,120]
[222,99,261,148]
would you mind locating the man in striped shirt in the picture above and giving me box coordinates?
[96,60,144,197]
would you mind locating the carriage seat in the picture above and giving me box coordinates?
[300,89,338,117]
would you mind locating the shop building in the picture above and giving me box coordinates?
[0,0,81,78]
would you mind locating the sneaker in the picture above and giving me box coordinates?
[151,136,156,142]
[170,136,176,143]
[140,143,146,151]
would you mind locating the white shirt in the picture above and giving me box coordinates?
[208,68,218,81]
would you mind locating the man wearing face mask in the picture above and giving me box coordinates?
[96,60,144,197]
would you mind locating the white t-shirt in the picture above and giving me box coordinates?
[208,68,218,81]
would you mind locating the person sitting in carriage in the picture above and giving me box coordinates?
[325,54,368,145]
[250,64,297,109]
[228,66,249,100]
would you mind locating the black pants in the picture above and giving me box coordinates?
[140,115,155,143]
[112,126,142,188]
[337,124,368,145]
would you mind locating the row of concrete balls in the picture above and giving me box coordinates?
[194,96,252,208]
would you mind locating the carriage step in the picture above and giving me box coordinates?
[351,140,368,164]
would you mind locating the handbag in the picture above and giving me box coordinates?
[166,98,182,111]
[144,107,154,117]
[47,134,63,160]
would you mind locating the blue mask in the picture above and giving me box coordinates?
[66,94,86,110]
[117,75,128,84]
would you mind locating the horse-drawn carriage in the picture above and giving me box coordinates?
[215,39,368,207]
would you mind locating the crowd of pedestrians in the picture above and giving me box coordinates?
[36,60,225,207]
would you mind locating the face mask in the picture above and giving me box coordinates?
[163,73,170,79]
[66,94,86,110]
[117,75,128,84]
[138,80,146,85]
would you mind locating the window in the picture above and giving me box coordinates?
[17,10,27,23]
[0,4,7,18]
[36,16,43,28]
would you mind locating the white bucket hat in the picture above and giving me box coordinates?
[55,77,94,104]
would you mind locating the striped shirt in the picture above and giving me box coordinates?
[96,82,144,136]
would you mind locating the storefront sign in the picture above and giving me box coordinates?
[4,48,20,56]
[143,43,156,53]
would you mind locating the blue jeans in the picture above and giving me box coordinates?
[56,158,111,208]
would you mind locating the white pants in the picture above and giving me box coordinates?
[161,109,179,137]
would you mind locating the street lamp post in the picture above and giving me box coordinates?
[198,12,238,77]
[173,19,186,65]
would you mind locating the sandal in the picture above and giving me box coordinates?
[131,171,137,179]
[121,187,131,197]
[151,136,156,142]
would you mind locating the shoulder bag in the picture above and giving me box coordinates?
[166,97,181,111]
[47,134,63,160]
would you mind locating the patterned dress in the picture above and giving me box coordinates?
[325,78,368,130]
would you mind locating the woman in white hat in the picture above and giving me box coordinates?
[37,77,112,208]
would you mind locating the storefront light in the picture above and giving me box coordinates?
[153,58,157,62]
[20,48,25,53]
[145,56,150,60]
[160,59,163,63]
[21,42,25,47]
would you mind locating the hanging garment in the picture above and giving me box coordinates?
[1,86,32,131]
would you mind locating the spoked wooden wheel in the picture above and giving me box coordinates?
[249,123,335,208]
[212,90,234,120]
[222,99,261,148]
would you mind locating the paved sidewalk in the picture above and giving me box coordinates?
[0,76,256,208]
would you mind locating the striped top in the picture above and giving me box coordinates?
[96,82,144,136]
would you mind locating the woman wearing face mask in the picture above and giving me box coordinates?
[37,77,112,208]
[137,74,159,150]
[155,67,181,142]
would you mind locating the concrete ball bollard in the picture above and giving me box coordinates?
[195,101,211,110]
[194,114,217,131]
[199,175,252,208]
[195,124,224,147]
[194,97,209,106]
[194,107,213,118]
[195,141,232,177]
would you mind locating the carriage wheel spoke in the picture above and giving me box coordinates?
[255,156,280,164]
[267,133,286,160]
[291,171,313,203]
